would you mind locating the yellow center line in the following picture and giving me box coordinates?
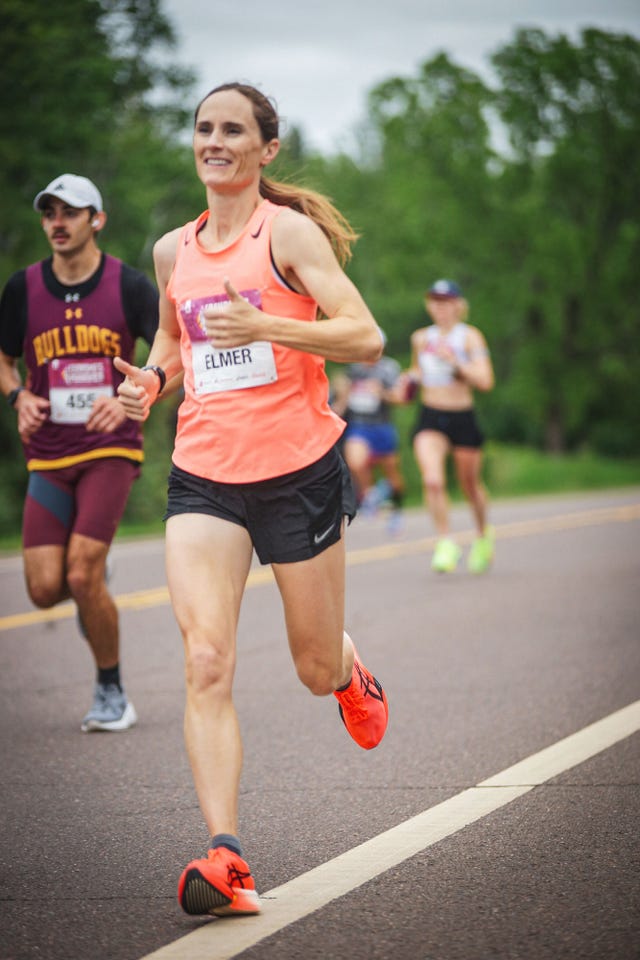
[345,502,640,564]
[1,502,638,633]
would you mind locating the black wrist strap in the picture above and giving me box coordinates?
[8,386,25,407]
[141,365,166,395]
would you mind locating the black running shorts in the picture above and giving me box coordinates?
[412,405,485,448]
[164,445,357,565]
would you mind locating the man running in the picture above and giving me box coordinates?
[0,174,160,731]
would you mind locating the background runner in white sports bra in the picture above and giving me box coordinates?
[407,278,495,574]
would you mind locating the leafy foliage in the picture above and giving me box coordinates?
[490,28,640,451]
[1,11,639,540]
[0,0,197,536]
[0,0,196,274]
[305,32,640,456]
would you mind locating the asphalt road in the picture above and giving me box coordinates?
[1,487,639,960]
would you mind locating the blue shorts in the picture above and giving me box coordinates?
[343,422,398,457]
[164,446,356,565]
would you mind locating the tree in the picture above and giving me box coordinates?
[0,0,195,275]
[1,20,638,539]
[337,54,498,355]
[0,0,196,537]
[491,28,640,451]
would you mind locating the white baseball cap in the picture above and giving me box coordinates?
[33,174,103,212]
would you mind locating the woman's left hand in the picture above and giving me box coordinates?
[201,278,264,347]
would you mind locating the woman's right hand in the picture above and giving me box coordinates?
[397,371,419,403]
[113,356,160,422]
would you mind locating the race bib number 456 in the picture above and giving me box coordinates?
[48,357,114,424]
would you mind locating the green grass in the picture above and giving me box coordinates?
[396,440,640,509]
[483,443,640,498]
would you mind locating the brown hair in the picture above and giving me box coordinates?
[194,83,358,265]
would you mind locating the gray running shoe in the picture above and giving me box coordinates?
[81,683,137,733]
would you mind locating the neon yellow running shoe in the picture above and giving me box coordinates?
[431,538,462,573]
[468,526,495,574]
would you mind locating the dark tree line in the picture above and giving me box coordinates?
[1,2,638,536]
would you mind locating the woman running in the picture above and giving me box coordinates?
[408,279,495,573]
[114,82,389,918]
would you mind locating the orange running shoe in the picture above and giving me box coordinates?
[178,847,260,916]
[334,652,389,750]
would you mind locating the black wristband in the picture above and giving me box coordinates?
[8,386,25,407]
[141,365,166,395]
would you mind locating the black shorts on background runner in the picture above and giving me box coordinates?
[412,406,484,448]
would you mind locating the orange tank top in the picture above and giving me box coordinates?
[167,199,344,482]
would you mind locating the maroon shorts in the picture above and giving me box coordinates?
[23,459,140,549]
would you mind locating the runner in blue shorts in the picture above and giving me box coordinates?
[332,350,405,529]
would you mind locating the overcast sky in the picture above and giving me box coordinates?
[159,0,640,152]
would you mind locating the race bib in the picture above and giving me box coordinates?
[348,381,382,415]
[191,340,278,394]
[48,358,114,424]
[179,290,278,395]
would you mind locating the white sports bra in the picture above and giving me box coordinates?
[417,323,470,387]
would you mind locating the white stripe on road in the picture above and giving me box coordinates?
[139,699,640,960]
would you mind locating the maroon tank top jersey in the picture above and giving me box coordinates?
[23,256,143,470]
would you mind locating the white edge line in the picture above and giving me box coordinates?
[480,700,640,787]
[139,698,640,960]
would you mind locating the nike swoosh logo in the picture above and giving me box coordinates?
[314,523,335,545]
[250,218,266,239]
